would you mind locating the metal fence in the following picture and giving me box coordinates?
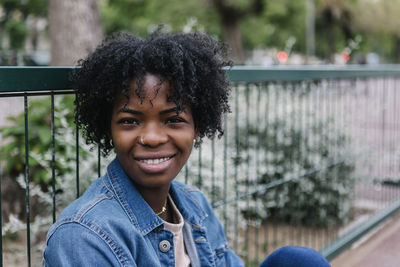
[1,66,400,266]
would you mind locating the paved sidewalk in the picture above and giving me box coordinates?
[331,210,400,267]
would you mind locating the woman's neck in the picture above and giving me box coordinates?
[136,183,171,218]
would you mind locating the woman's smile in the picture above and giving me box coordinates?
[136,154,175,173]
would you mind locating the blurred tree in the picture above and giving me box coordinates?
[100,0,220,37]
[5,18,27,49]
[3,0,400,64]
[0,0,47,64]
[49,0,103,65]
[210,0,264,63]
[314,0,355,62]
[353,0,400,63]
[242,1,307,54]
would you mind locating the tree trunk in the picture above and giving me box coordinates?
[395,36,400,63]
[211,0,263,64]
[326,24,335,63]
[221,21,245,64]
[49,0,103,66]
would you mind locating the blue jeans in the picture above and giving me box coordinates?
[260,246,331,267]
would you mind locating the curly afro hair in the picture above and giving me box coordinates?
[74,31,232,156]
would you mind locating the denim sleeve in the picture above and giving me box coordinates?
[44,222,133,267]
[225,247,245,267]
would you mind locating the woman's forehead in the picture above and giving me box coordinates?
[112,73,192,112]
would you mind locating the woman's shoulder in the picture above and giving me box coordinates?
[171,180,215,216]
[171,180,208,203]
[47,176,130,239]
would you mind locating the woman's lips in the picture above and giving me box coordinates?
[136,155,174,173]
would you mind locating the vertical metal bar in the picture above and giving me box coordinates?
[223,113,228,232]
[389,77,394,184]
[396,78,400,194]
[264,82,270,254]
[315,80,323,249]
[327,79,334,244]
[245,83,250,266]
[184,164,189,185]
[75,95,80,198]
[281,82,288,247]
[51,93,56,223]
[389,77,393,205]
[289,82,295,245]
[24,94,31,267]
[311,80,318,246]
[331,78,338,243]
[234,84,239,251]
[371,78,377,199]
[304,80,310,245]
[211,138,215,206]
[198,146,202,190]
[98,145,101,178]
[395,76,399,200]
[297,81,304,246]
[350,78,359,247]
[382,77,388,206]
[323,79,329,245]
[0,164,3,267]
[272,83,279,250]
[307,81,315,249]
[255,83,261,263]
[380,78,386,208]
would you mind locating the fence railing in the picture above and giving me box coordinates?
[1,66,400,266]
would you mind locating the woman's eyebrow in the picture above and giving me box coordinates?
[160,107,183,115]
[118,107,143,115]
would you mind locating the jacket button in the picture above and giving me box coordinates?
[159,240,171,253]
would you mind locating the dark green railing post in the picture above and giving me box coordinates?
[223,113,228,232]
[75,95,80,198]
[98,146,101,178]
[211,139,215,206]
[234,84,239,252]
[51,93,56,223]
[0,164,3,267]
[24,94,31,267]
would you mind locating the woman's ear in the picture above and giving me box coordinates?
[106,130,113,148]
[193,128,200,147]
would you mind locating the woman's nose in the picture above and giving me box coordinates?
[140,122,168,147]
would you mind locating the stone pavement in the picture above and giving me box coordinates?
[330,210,400,267]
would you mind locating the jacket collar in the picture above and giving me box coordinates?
[105,158,207,235]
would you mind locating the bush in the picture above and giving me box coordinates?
[1,95,79,187]
[243,118,355,227]
[0,95,100,227]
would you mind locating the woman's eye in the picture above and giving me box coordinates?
[166,116,185,124]
[118,118,138,125]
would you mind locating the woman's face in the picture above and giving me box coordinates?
[110,73,196,190]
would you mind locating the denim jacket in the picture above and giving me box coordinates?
[44,158,243,267]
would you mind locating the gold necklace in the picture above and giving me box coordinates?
[155,199,168,216]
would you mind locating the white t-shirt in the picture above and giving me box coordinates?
[163,195,191,267]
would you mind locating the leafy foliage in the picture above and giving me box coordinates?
[0,95,87,187]
[4,18,27,50]
[244,119,354,226]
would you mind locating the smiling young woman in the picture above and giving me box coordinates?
[43,32,242,267]
[43,32,331,267]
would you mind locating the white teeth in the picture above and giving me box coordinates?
[142,157,170,165]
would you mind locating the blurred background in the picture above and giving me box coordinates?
[0,0,398,66]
